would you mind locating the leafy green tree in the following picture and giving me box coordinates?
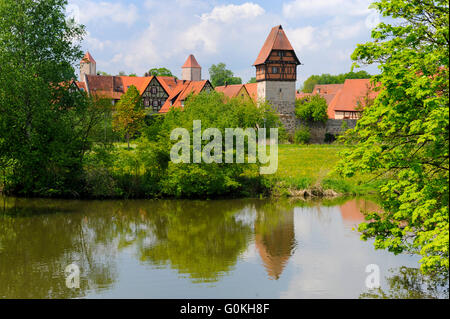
[209,63,242,87]
[97,71,111,76]
[118,71,126,76]
[0,0,108,196]
[248,77,257,84]
[302,71,372,93]
[338,0,449,274]
[112,85,146,150]
[147,67,175,77]
[295,94,328,123]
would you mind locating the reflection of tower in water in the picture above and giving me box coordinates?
[254,209,296,280]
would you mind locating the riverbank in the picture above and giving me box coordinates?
[270,144,381,198]
[1,143,380,200]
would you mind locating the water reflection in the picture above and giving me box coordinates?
[0,196,445,299]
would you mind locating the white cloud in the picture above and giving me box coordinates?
[282,0,372,19]
[72,0,139,26]
[200,3,265,23]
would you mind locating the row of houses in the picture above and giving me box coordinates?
[296,79,378,120]
[75,25,377,122]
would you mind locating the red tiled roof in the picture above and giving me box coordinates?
[215,84,244,98]
[83,75,176,101]
[75,81,87,91]
[296,92,312,100]
[81,52,96,64]
[182,54,201,68]
[253,25,299,66]
[159,80,210,113]
[244,83,257,102]
[312,84,344,95]
[329,79,378,114]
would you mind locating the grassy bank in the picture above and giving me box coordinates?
[270,144,380,197]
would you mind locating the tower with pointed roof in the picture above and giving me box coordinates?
[80,52,97,82]
[182,54,201,81]
[254,25,300,132]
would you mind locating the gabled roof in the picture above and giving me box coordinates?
[313,84,344,95]
[81,52,96,64]
[253,25,300,66]
[329,79,378,113]
[182,54,201,68]
[215,84,245,98]
[83,75,174,100]
[159,80,211,113]
[244,83,257,102]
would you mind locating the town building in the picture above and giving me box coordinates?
[76,52,212,113]
[253,25,301,132]
[296,79,378,120]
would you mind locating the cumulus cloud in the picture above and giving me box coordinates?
[71,0,139,26]
[200,3,265,23]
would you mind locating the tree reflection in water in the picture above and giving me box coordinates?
[360,267,449,299]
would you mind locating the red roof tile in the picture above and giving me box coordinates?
[81,52,96,64]
[182,54,201,68]
[254,25,299,66]
[244,83,257,102]
[159,80,211,113]
[215,84,244,98]
[329,79,378,114]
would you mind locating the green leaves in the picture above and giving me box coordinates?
[338,0,449,274]
[295,94,328,123]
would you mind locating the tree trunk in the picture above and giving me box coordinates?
[127,132,130,150]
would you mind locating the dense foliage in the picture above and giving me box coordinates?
[146,67,175,77]
[209,63,242,87]
[112,85,146,149]
[294,127,311,145]
[295,94,328,123]
[301,71,372,93]
[0,0,107,197]
[338,0,449,274]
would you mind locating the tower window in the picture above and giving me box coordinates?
[278,51,284,57]
[272,67,279,74]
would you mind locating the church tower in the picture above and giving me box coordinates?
[182,54,201,81]
[80,52,96,82]
[254,25,300,132]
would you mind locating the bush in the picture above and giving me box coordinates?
[295,94,328,123]
[294,127,311,144]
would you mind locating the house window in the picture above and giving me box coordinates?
[151,86,157,94]
[278,51,284,57]
[144,99,150,107]
[272,67,279,74]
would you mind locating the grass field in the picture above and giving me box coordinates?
[273,144,380,196]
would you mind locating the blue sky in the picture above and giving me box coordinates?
[67,0,381,88]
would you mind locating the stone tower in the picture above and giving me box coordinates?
[181,54,201,81]
[254,25,300,133]
[80,52,96,82]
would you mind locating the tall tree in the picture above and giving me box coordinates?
[147,67,175,77]
[338,0,449,274]
[209,63,242,87]
[0,0,101,196]
[112,85,145,150]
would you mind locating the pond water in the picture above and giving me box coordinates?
[0,196,447,299]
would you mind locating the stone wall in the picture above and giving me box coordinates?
[257,81,297,133]
[295,119,357,144]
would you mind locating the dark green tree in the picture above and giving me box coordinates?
[209,63,242,87]
[295,94,328,123]
[147,67,175,77]
[0,0,105,196]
